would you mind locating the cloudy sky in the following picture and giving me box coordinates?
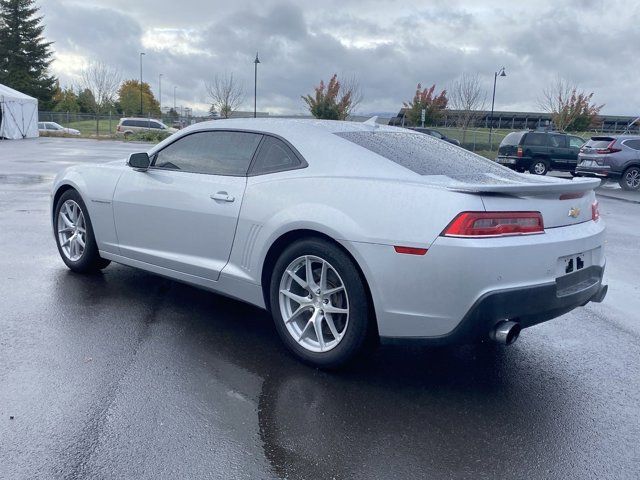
[40,0,640,116]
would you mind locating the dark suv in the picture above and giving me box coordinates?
[496,131,585,175]
[575,136,640,190]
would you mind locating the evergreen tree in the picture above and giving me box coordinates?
[0,0,57,108]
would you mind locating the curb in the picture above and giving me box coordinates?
[596,191,640,205]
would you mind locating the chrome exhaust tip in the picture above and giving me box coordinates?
[490,320,521,346]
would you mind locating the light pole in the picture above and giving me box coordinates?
[489,66,506,151]
[173,86,176,111]
[158,73,163,119]
[253,52,260,118]
[139,52,145,115]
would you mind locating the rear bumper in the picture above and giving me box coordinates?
[381,265,607,346]
[496,156,531,169]
[575,165,619,179]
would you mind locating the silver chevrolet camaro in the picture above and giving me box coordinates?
[51,118,608,367]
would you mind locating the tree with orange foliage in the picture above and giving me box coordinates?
[403,83,448,127]
[302,74,361,120]
[539,77,603,132]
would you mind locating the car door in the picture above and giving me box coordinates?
[548,134,570,168]
[112,130,263,281]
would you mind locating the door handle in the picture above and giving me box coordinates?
[210,192,235,202]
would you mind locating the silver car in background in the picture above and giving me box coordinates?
[50,119,607,367]
[576,135,640,190]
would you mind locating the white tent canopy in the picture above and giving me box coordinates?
[0,83,38,139]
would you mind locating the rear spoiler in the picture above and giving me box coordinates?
[446,177,601,195]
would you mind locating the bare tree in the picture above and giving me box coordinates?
[341,74,363,118]
[449,73,486,142]
[80,61,121,136]
[205,73,245,119]
[539,76,603,131]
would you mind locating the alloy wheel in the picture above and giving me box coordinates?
[57,199,87,261]
[625,168,640,189]
[533,162,546,175]
[278,255,349,353]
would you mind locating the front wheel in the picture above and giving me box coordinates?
[54,189,111,273]
[270,238,371,368]
[619,166,640,191]
[529,159,549,175]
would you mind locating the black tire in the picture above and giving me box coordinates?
[570,171,580,177]
[54,189,111,273]
[269,238,371,368]
[529,158,549,175]
[619,166,640,191]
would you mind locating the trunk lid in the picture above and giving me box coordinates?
[480,190,596,228]
[425,173,600,228]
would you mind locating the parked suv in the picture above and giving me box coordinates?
[116,118,176,137]
[575,135,640,190]
[411,127,461,146]
[496,131,585,175]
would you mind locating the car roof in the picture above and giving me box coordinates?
[120,117,163,122]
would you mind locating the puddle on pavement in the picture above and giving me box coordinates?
[0,174,53,185]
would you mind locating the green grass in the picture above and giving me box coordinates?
[65,118,121,136]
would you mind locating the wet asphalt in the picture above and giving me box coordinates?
[1,137,639,479]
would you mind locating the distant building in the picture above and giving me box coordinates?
[388,108,640,133]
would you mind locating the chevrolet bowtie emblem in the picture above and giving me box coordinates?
[568,207,581,218]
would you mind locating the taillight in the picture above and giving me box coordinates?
[517,146,523,158]
[595,140,621,154]
[117,125,121,132]
[442,212,544,238]
[592,201,600,221]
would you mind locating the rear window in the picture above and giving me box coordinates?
[523,133,549,146]
[336,131,510,176]
[585,137,615,149]
[500,132,525,146]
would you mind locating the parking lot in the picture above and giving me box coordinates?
[1,137,639,479]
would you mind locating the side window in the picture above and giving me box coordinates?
[569,136,584,148]
[250,136,302,175]
[525,133,549,146]
[623,139,640,151]
[38,122,45,129]
[550,135,566,148]
[151,122,162,129]
[121,120,132,127]
[135,120,148,128]
[153,131,262,176]
[430,130,443,139]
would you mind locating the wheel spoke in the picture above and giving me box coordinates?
[325,314,340,340]
[314,315,325,350]
[58,226,74,234]
[324,285,344,296]
[280,289,310,306]
[285,304,308,324]
[60,212,74,228]
[319,261,328,290]
[298,311,317,341]
[305,256,318,291]
[324,304,348,315]
[77,235,85,248]
[286,269,308,290]
[61,236,71,247]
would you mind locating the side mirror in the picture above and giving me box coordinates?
[128,152,150,171]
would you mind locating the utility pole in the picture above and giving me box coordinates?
[254,52,260,118]
[489,66,506,151]
[139,52,145,115]
[159,73,163,118]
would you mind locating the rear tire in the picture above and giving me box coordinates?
[529,159,549,175]
[54,189,111,273]
[619,166,640,191]
[269,238,370,368]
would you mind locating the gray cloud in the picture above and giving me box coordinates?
[39,0,640,116]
